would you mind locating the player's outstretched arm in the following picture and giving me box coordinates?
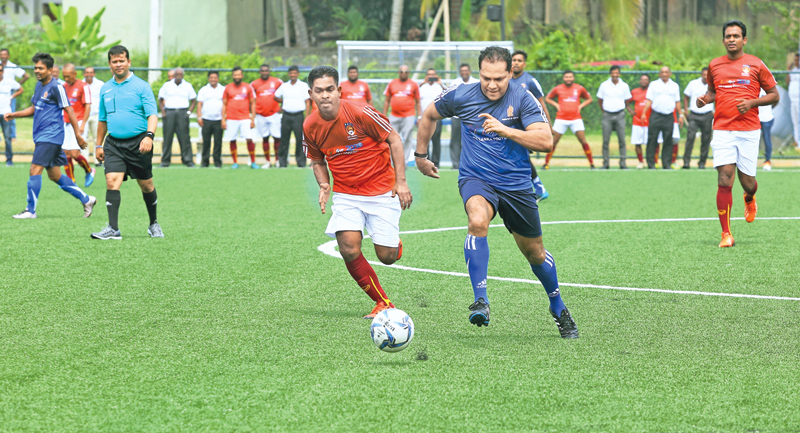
[311,159,331,214]
[415,103,443,179]
[386,130,412,210]
[4,105,35,120]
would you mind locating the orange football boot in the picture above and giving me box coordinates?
[396,239,403,261]
[719,232,735,248]
[744,193,757,223]
[363,300,394,320]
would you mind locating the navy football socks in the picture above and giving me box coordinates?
[465,234,490,303]
[530,249,566,316]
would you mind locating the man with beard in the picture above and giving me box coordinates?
[222,66,256,169]
[251,64,283,168]
[339,65,372,106]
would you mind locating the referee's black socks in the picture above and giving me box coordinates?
[106,189,121,230]
[142,189,158,225]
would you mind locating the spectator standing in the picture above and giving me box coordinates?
[251,64,283,168]
[544,71,595,169]
[82,66,104,166]
[196,70,225,168]
[274,65,311,168]
[383,65,420,166]
[222,66,256,169]
[787,53,800,146]
[758,88,775,171]
[50,65,65,85]
[642,66,683,169]
[450,64,479,170]
[60,63,95,187]
[682,67,714,169]
[0,63,23,166]
[596,65,632,169]
[418,68,445,167]
[627,74,651,169]
[0,48,30,159]
[158,68,197,167]
[340,65,372,105]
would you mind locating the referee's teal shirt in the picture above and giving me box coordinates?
[98,72,158,139]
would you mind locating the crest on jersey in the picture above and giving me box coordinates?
[43,91,48,98]
[73,90,78,97]
[507,105,514,117]
[344,122,355,136]
[742,65,751,76]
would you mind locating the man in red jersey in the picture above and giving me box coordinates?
[697,20,778,248]
[627,74,650,169]
[60,63,95,186]
[544,70,594,169]
[304,65,412,319]
[340,65,372,106]
[222,66,256,169]
[251,64,283,168]
[383,65,420,166]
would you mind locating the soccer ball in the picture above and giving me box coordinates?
[370,308,414,352]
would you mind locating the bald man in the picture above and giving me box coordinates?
[158,67,197,167]
[642,66,683,169]
[61,63,95,186]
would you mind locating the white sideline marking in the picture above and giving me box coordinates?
[317,217,800,302]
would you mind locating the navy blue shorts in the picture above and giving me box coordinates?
[31,142,67,168]
[458,177,543,238]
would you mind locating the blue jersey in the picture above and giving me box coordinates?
[510,72,544,99]
[98,73,158,139]
[434,82,547,191]
[31,79,69,144]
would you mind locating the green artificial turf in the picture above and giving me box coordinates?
[1,165,799,432]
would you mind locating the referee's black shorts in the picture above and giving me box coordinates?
[104,133,153,181]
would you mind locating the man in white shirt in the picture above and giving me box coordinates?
[274,65,310,168]
[0,63,23,166]
[682,67,714,169]
[196,70,225,168]
[82,66,104,165]
[642,66,683,169]
[450,63,480,169]
[596,65,632,169]
[0,48,30,149]
[786,53,799,146]
[158,67,197,167]
[758,88,776,171]
[419,68,445,167]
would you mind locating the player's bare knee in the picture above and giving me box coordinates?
[338,243,362,262]
[526,249,546,266]
[376,250,397,265]
[47,172,60,182]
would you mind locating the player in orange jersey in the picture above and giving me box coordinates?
[251,64,283,168]
[544,71,594,169]
[696,20,779,247]
[222,66,256,169]
[627,74,650,169]
[340,65,372,106]
[60,63,95,186]
[304,65,412,319]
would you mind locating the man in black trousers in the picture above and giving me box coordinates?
[642,66,683,169]
[196,71,225,167]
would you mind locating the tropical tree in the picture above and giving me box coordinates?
[287,0,310,47]
[37,5,120,65]
[389,0,404,41]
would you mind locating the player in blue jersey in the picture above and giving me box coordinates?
[511,50,549,202]
[414,46,578,338]
[5,52,96,219]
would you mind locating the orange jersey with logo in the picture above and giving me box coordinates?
[384,79,419,117]
[629,87,651,126]
[303,100,395,196]
[708,53,777,131]
[340,80,372,104]
[62,81,90,123]
[223,82,255,121]
[547,84,590,121]
[251,77,283,117]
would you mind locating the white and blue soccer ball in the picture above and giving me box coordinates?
[370,308,414,353]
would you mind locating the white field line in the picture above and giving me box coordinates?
[316,217,800,302]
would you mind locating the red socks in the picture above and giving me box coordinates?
[671,142,679,164]
[246,139,256,163]
[582,143,594,165]
[344,253,392,306]
[262,138,271,163]
[273,139,280,161]
[64,158,75,182]
[230,141,238,164]
[635,145,644,163]
[75,155,92,173]
[717,185,733,233]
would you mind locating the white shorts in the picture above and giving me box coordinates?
[223,119,254,141]
[552,119,585,135]
[657,123,680,143]
[325,191,401,248]
[62,121,84,151]
[631,125,647,145]
[711,129,760,177]
[255,113,282,138]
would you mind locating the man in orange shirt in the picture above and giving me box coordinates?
[60,63,95,186]
[340,65,372,105]
[696,20,779,247]
[251,64,283,168]
[304,65,412,319]
[222,66,256,169]
[383,65,420,166]
[627,74,651,169]
[544,70,594,169]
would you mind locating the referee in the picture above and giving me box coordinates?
[91,45,163,240]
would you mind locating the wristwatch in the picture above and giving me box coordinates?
[414,152,429,159]
[144,131,155,139]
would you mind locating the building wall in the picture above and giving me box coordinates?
[226,0,265,54]
[62,0,229,54]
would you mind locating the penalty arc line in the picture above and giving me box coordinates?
[317,217,800,302]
